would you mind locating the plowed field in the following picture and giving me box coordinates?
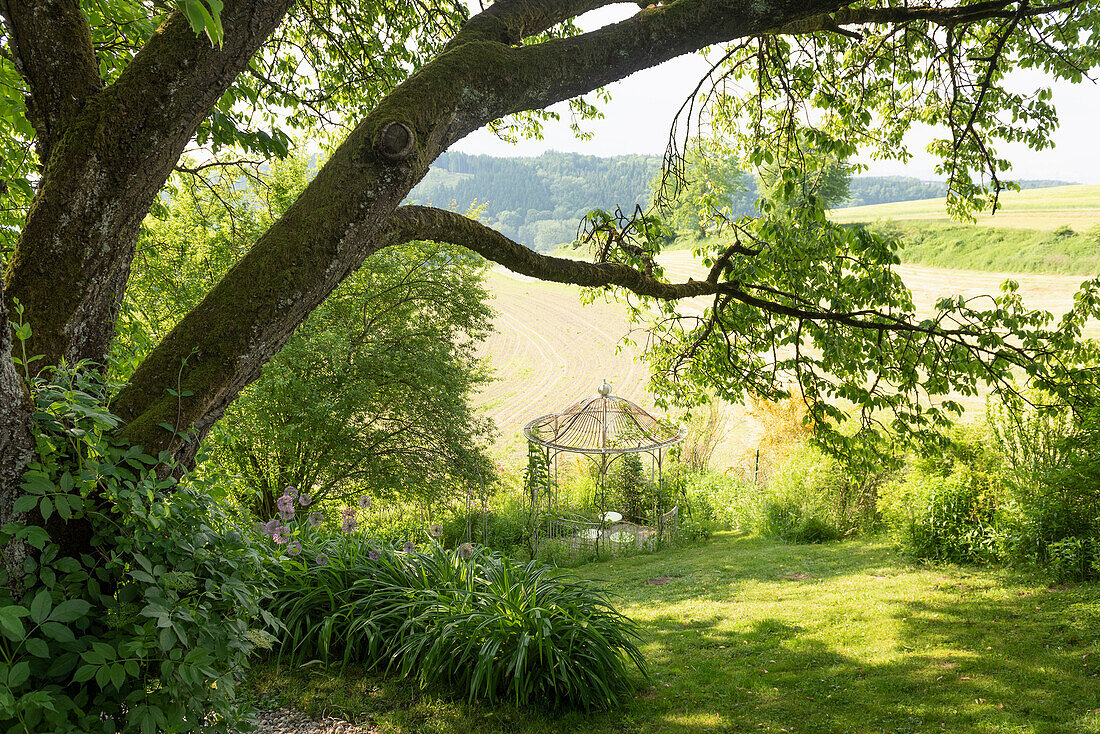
[475,257,1095,464]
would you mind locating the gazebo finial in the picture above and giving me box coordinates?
[598,380,612,396]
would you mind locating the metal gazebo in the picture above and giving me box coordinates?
[523,381,685,556]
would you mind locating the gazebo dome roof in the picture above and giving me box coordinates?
[523,381,685,455]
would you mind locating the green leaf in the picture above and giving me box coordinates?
[12,495,37,513]
[20,472,54,494]
[41,621,76,643]
[29,590,51,623]
[39,496,53,521]
[47,598,91,624]
[110,662,127,690]
[0,606,28,641]
[73,663,97,683]
[24,637,49,658]
[7,661,29,688]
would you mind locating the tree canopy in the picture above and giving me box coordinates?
[118,156,496,517]
[3,0,1100,553]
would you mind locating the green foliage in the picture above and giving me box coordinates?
[986,397,1100,572]
[650,139,752,238]
[757,141,851,213]
[1047,536,1100,584]
[884,403,1100,578]
[119,156,496,514]
[268,536,645,710]
[678,443,885,544]
[626,180,1100,466]
[0,367,279,733]
[895,468,1003,565]
[680,470,758,532]
[757,445,883,544]
[609,453,653,523]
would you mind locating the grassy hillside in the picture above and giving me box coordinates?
[873,221,1100,275]
[649,185,1100,274]
[831,185,1100,274]
[832,184,1100,232]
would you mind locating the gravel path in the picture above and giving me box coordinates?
[247,708,376,734]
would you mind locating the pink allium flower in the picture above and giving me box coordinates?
[458,543,475,560]
[341,506,356,518]
[368,549,380,561]
[262,519,280,536]
[316,553,329,566]
[308,511,323,527]
[283,486,299,500]
[402,541,415,554]
[287,541,302,556]
[298,493,312,506]
[280,506,295,522]
[276,495,294,513]
[273,529,289,544]
[342,517,357,534]
[429,523,443,538]
[358,495,372,509]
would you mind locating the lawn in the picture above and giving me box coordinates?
[246,533,1100,733]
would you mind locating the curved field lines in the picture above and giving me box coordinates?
[475,269,653,457]
[476,252,1094,463]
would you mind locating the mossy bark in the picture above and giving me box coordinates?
[2,0,294,368]
[0,276,34,591]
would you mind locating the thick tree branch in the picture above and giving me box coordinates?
[4,0,295,368]
[0,0,102,162]
[452,0,613,45]
[388,205,1047,368]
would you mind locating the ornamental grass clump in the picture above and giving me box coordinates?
[268,536,645,710]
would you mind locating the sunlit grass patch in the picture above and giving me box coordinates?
[248,532,1100,733]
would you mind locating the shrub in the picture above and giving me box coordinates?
[987,397,1099,569]
[1,367,279,734]
[268,537,645,710]
[757,445,884,542]
[897,468,1002,564]
[1047,537,1100,583]
[680,470,758,531]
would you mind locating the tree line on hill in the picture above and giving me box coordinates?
[409,151,1073,251]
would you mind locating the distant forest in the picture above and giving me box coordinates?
[408,151,1073,252]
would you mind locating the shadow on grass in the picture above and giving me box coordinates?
[246,535,1100,734]
[629,583,1100,733]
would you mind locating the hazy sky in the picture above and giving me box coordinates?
[453,7,1100,184]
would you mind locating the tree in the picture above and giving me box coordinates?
[119,157,495,519]
[3,0,1100,565]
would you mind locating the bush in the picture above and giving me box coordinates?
[898,469,1003,564]
[1,367,279,733]
[1047,536,1100,583]
[268,536,645,710]
[988,397,1099,572]
[757,445,884,542]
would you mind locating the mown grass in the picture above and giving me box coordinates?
[246,532,1100,733]
[873,221,1100,275]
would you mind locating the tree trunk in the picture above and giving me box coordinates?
[0,276,35,591]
